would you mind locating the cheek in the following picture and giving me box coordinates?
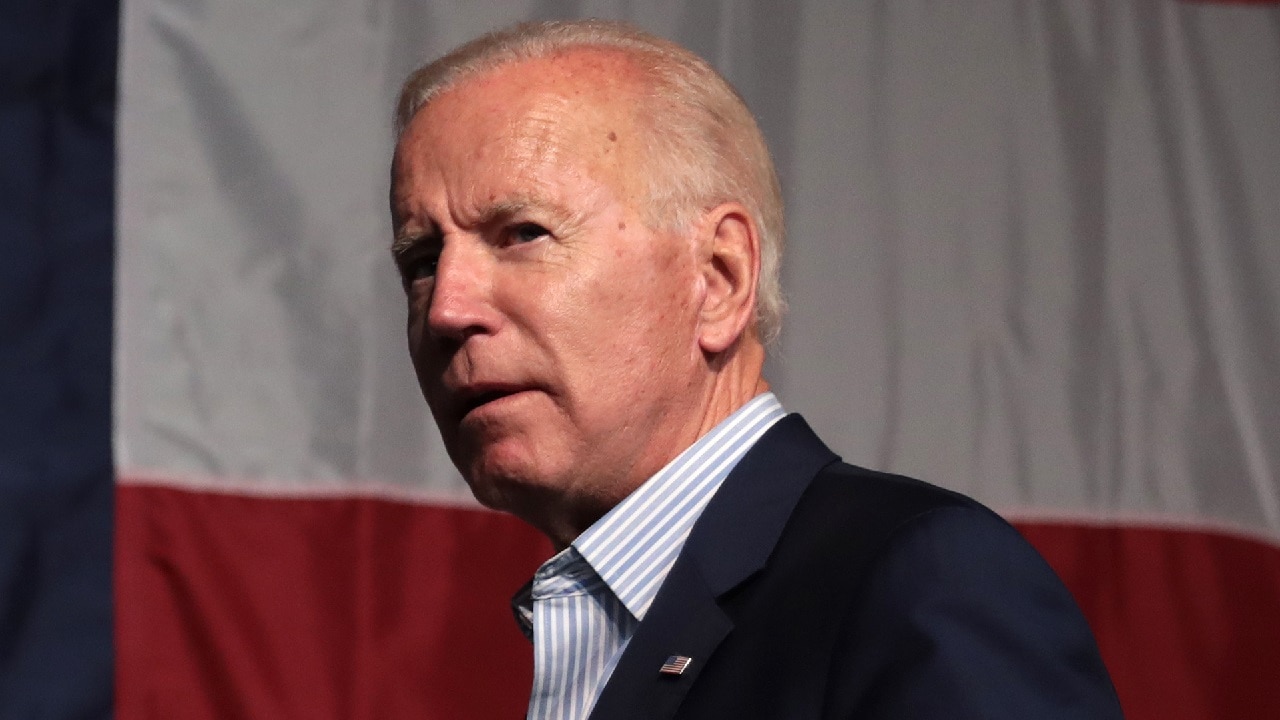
[573,254,698,369]
[616,248,699,337]
[405,291,427,349]
[405,290,440,379]
[511,231,701,381]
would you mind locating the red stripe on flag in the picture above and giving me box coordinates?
[1017,522,1280,720]
[116,484,1280,719]
[115,484,551,720]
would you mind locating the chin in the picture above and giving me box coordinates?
[463,455,583,535]
[461,453,544,509]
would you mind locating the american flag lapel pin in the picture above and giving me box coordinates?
[659,655,693,676]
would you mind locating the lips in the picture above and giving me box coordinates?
[450,383,531,422]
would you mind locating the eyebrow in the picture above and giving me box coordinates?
[391,188,589,257]
[470,192,565,228]
[391,221,440,259]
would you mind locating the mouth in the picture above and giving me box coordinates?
[453,384,530,421]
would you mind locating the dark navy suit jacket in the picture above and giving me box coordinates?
[586,415,1123,719]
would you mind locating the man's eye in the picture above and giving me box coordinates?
[510,223,549,244]
[399,249,440,286]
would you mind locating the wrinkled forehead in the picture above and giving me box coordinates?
[393,49,653,198]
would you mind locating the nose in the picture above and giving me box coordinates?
[425,238,499,342]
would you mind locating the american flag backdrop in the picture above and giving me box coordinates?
[4,1,1280,718]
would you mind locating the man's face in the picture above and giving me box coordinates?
[390,52,710,538]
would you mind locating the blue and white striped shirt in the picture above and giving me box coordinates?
[512,393,786,720]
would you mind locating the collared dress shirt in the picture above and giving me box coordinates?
[512,393,786,720]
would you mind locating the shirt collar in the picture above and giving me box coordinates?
[512,392,785,631]
[573,392,784,619]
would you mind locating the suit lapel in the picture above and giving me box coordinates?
[588,415,839,719]
[587,559,730,720]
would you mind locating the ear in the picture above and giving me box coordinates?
[696,202,761,354]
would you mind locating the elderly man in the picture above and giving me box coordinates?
[389,19,1122,720]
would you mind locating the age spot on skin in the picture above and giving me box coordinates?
[608,131,617,142]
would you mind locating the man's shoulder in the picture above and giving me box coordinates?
[800,459,1003,537]
[736,413,987,515]
[810,460,980,512]
[768,458,1012,564]
[705,413,1038,594]
[718,413,1016,568]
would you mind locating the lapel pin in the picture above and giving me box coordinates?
[659,655,693,676]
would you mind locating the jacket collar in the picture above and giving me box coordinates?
[588,415,839,719]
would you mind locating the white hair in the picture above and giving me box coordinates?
[394,19,786,344]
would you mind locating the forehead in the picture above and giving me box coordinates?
[393,50,649,210]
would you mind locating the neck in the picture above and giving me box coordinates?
[694,336,770,438]
[538,337,770,550]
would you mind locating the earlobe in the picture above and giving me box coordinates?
[697,203,760,354]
